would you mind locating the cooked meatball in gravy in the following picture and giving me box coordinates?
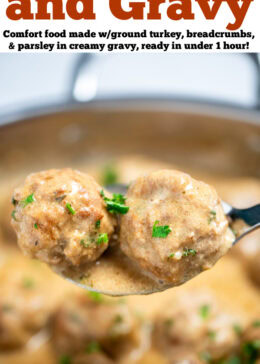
[11,167,234,290]
[153,290,243,361]
[11,169,116,272]
[120,170,233,285]
[52,292,144,361]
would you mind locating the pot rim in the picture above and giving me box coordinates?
[0,95,259,131]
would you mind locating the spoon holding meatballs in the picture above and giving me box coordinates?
[10,168,259,296]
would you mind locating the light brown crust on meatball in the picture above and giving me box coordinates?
[120,170,233,285]
[11,169,116,270]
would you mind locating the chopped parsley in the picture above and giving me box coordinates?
[96,233,108,245]
[164,318,174,328]
[168,253,175,259]
[95,220,101,229]
[200,351,212,363]
[86,340,101,354]
[80,239,89,248]
[207,330,216,340]
[182,248,197,257]
[59,355,71,364]
[22,277,35,289]
[199,304,210,320]
[34,223,38,229]
[21,193,35,208]
[11,210,17,221]
[253,320,260,327]
[233,323,242,336]
[208,210,216,224]
[243,340,260,361]
[102,164,118,186]
[66,203,75,215]
[221,356,241,364]
[114,314,123,324]
[88,291,103,303]
[101,190,129,215]
[152,221,172,238]
[12,197,18,206]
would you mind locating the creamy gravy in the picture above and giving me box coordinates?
[0,155,259,363]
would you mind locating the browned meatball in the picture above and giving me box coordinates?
[153,291,243,361]
[52,293,140,360]
[120,170,233,285]
[11,169,116,271]
[0,266,53,350]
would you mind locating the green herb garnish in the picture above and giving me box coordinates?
[207,330,216,340]
[11,210,17,221]
[34,223,38,229]
[114,314,123,324]
[12,197,18,206]
[208,210,217,224]
[88,291,103,303]
[164,318,174,328]
[182,248,197,257]
[199,304,210,320]
[59,355,72,364]
[243,340,260,361]
[22,277,35,289]
[95,220,101,229]
[253,320,260,327]
[80,239,89,248]
[96,233,108,245]
[102,164,118,186]
[221,356,241,364]
[233,323,242,336]
[21,193,35,208]
[86,341,101,354]
[66,203,75,215]
[200,351,212,363]
[152,221,172,238]
[101,190,129,215]
[168,253,175,259]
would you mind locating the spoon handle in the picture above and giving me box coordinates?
[229,204,260,226]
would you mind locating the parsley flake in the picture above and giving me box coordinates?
[101,190,129,215]
[168,253,175,259]
[11,210,17,221]
[21,193,35,208]
[182,248,197,257]
[95,220,101,229]
[97,233,108,245]
[253,320,260,327]
[66,203,75,215]
[86,341,101,354]
[102,164,118,186]
[80,240,89,248]
[208,210,217,224]
[59,355,71,364]
[22,277,35,289]
[233,323,242,336]
[88,291,103,303]
[34,223,38,229]
[152,221,172,238]
[199,304,210,320]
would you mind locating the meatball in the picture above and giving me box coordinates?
[52,292,139,360]
[153,291,243,361]
[0,260,54,350]
[11,169,116,271]
[120,170,233,285]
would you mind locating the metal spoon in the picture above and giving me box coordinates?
[61,184,260,296]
